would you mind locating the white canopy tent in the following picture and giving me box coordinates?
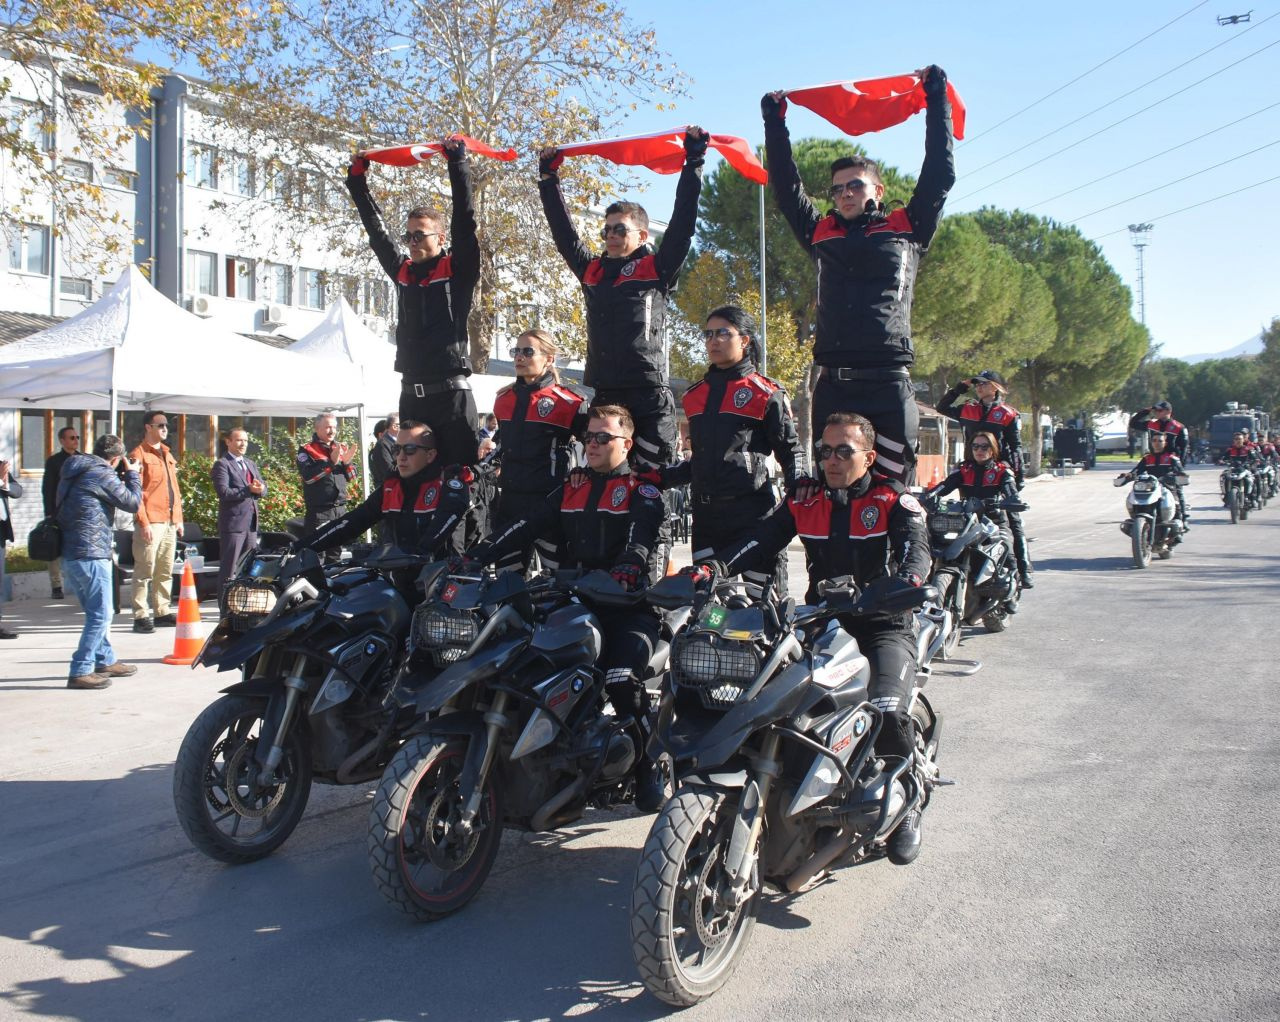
[0,266,362,417]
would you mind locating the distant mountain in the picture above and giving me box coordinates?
[1177,332,1264,364]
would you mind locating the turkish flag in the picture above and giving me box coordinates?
[361,134,518,166]
[554,128,768,184]
[785,74,967,140]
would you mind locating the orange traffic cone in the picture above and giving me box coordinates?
[163,561,206,666]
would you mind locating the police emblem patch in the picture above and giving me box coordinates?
[899,493,924,515]
[536,396,555,418]
[984,469,998,485]
[447,479,463,490]
[296,452,308,466]
[638,483,661,500]
[611,485,627,508]
[621,260,636,277]
[733,388,751,409]
[425,487,438,505]
[860,505,880,530]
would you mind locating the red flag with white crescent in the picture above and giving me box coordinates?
[553,127,768,184]
[784,73,967,140]
[361,134,518,166]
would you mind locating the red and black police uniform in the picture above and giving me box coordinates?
[1127,403,1188,462]
[928,458,1035,576]
[538,136,705,471]
[1220,441,1260,502]
[297,434,357,564]
[470,465,666,799]
[658,355,805,592]
[762,67,955,484]
[711,473,932,764]
[1122,448,1188,523]
[490,370,589,570]
[936,372,1025,486]
[346,145,479,467]
[298,462,472,560]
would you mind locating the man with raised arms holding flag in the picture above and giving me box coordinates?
[347,137,480,467]
[762,66,955,484]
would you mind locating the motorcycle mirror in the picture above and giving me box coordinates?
[1113,476,1129,487]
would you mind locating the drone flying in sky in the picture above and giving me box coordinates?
[1216,10,1252,25]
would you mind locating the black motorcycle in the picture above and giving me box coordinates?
[924,495,1027,636]
[1220,465,1254,523]
[172,547,426,863]
[630,573,941,1007]
[367,568,685,921]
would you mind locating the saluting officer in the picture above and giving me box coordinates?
[654,306,805,593]
[937,370,1026,487]
[1128,400,1188,463]
[347,137,480,466]
[469,404,667,812]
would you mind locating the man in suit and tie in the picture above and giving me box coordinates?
[211,428,267,590]
[0,452,23,639]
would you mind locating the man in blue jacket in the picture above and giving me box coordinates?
[56,434,143,689]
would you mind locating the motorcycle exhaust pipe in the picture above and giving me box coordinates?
[530,774,589,832]
[784,827,856,893]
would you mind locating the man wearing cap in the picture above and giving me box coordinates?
[1128,401,1188,463]
[937,371,1026,487]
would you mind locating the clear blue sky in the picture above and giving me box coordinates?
[611,0,1278,360]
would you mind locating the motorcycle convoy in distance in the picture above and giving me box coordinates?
[171,475,1032,1008]
[1219,460,1275,524]
[1116,469,1189,567]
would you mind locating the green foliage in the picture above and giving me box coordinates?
[3,547,48,574]
[178,423,366,536]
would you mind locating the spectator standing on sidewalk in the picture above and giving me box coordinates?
[55,434,142,689]
[0,453,23,639]
[42,425,79,599]
[129,410,184,634]
[212,428,267,590]
[297,412,355,564]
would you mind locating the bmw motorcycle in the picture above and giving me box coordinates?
[630,573,941,1007]
[367,567,686,921]
[1219,465,1254,524]
[1116,470,1188,565]
[173,547,425,863]
[921,495,1026,638]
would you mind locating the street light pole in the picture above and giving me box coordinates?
[1127,223,1153,326]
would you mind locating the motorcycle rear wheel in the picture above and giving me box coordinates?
[631,788,759,1007]
[367,735,504,921]
[1131,516,1152,568]
[172,694,313,864]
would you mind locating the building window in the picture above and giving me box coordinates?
[299,268,325,310]
[62,158,93,183]
[185,143,217,189]
[19,411,45,471]
[224,152,253,196]
[184,414,213,457]
[9,99,54,151]
[186,249,218,295]
[265,262,292,305]
[105,166,137,191]
[259,160,283,201]
[364,279,389,317]
[60,276,92,299]
[225,256,255,300]
[8,223,50,275]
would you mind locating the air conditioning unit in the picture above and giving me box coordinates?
[264,303,288,326]
[362,315,388,336]
[191,295,215,317]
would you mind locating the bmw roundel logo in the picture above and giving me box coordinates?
[853,717,867,736]
[571,677,585,693]
[365,642,377,656]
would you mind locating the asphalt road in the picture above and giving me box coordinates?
[1,465,1277,1022]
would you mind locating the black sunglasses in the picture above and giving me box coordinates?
[971,442,993,451]
[702,327,738,342]
[509,346,538,359]
[401,229,441,244]
[584,431,625,446]
[828,179,872,199]
[598,223,634,240]
[391,443,431,457]
[817,443,871,461]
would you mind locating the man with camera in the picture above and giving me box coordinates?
[55,435,143,689]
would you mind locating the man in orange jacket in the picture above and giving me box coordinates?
[129,410,184,634]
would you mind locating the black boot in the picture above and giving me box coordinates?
[1018,563,1035,589]
[886,808,923,865]
[633,757,666,813]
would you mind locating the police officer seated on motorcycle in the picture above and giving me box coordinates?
[926,431,1034,587]
[1219,431,1258,503]
[686,411,933,864]
[1120,431,1188,527]
[466,404,668,813]
[294,421,472,564]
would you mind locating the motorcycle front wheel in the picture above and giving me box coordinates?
[172,694,313,864]
[1131,516,1153,568]
[631,788,759,1008]
[367,735,504,921]
[1227,487,1239,524]
[935,572,963,660]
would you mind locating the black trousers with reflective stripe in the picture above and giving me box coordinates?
[812,374,919,485]
[846,622,917,761]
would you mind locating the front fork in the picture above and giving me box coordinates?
[257,654,309,784]
[455,690,511,838]
[723,731,782,906]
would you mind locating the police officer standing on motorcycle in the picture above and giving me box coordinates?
[690,412,933,863]
[467,404,668,812]
[347,137,479,467]
[1119,431,1188,527]
[651,306,805,594]
[296,421,472,560]
[926,430,1034,586]
[937,370,1025,487]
